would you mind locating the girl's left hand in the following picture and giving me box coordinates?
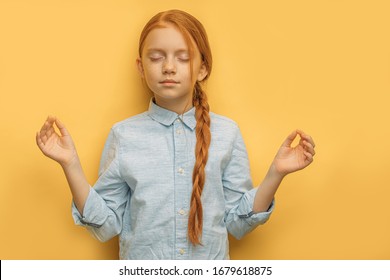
[272,130,316,177]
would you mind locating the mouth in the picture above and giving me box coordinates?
[159,79,179,85]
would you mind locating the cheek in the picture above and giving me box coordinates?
[143,64,160,81]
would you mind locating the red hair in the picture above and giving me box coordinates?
[138,10,212,245]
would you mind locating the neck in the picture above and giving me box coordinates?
[153,95,193,115]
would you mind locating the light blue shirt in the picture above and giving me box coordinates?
[72,100,274,259]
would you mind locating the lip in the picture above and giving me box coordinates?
[159,79,179,85]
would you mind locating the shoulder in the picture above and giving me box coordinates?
[102,111,153,142]
[111,111,149,132]
[210,112,241,140]
[210,112,239,129]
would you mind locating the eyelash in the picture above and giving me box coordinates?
[148,56,190,62]
[149,57,163,62]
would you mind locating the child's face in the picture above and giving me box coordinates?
[137,25,207,112]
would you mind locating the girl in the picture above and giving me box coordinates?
[36,9,315,260]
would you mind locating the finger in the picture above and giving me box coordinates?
[36,131,46,150]
[41,125,54,142]
[39,121,48,135]
[41,134,48,144]
[40,116,55,135]
[297,130,315,148]
[38,121,52,145]
[54,117,69,137]
[36,132,42,146]
[281,130,298,147]
[303,140,316,156]
[303,150,314,164]
[45,126,54,138]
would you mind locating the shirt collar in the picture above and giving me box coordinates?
[147,99,197,130]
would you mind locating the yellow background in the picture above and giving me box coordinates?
[1,0,389,259]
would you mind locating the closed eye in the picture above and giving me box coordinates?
[149,56,164,62]
[177,56,190,62]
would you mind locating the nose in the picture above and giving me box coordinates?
[162,58,176,74]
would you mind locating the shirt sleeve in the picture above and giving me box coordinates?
[223,125,275,240]
[71,128,130,242]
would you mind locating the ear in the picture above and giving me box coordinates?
[136,58,144,78]
[197,62,208,82]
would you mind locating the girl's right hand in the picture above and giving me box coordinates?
[36,116,78,167]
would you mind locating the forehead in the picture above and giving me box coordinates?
[143,25,192,52]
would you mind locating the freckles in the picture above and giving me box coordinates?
[143,64,159,78]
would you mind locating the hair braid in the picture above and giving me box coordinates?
[188,82,211,245]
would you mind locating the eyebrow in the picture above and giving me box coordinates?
[145,48,189,54]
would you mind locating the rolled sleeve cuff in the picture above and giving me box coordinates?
[237,188,275,227]
[71,186,108,228]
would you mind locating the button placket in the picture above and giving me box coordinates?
[173,117,189,259]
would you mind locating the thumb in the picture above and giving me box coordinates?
[54,117,70,137]
[281,130,298,148]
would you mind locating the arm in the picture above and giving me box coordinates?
[223,126,275,240]
[36,116,89,214]
[253,130,316,213]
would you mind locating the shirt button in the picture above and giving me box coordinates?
[178,168,184,174]
[179,249,185,255]
[176,129,182,134]
[178,209,186,215]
